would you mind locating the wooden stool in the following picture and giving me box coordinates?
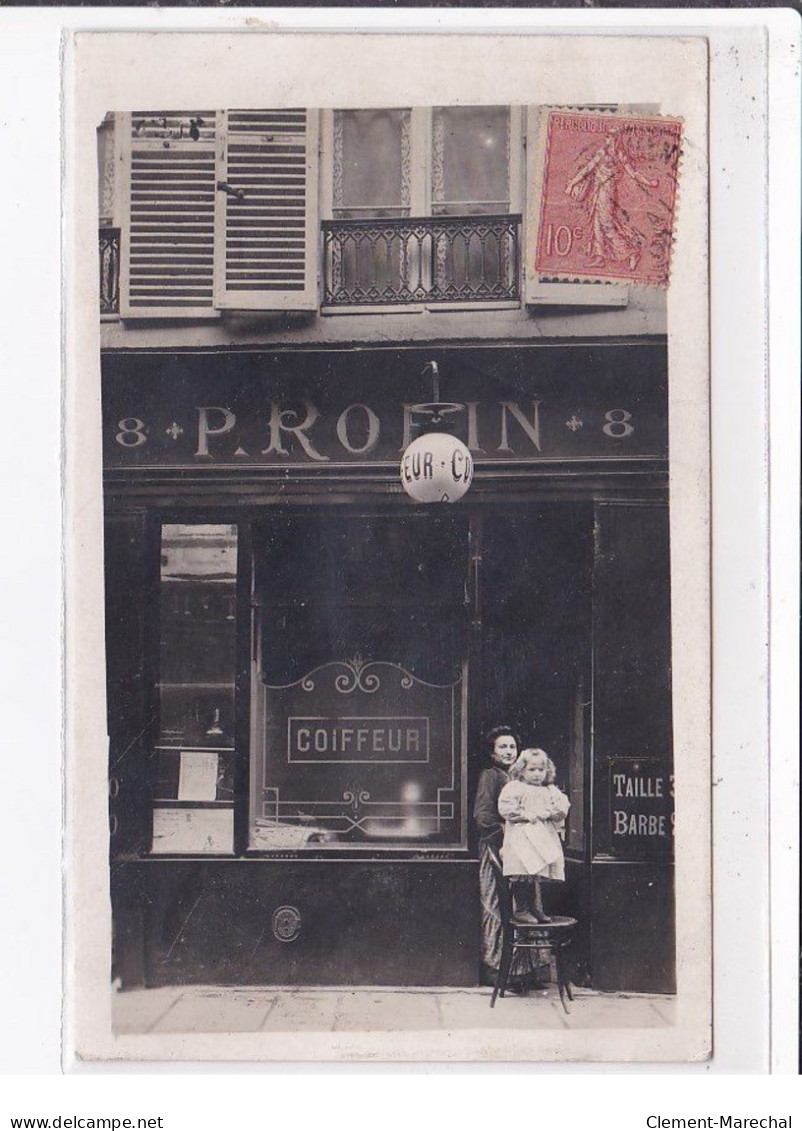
[486,846,578,1013]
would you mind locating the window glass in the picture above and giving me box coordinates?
[325,106,517,306]
[152,524,237,855]
[333,109,410,218]
[250,514,468,851]
[432,106,510,215]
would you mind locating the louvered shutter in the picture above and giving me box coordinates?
[120,111,220,319]
[214,109,319,310]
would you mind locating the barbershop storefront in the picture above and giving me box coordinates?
[104,341,675,994]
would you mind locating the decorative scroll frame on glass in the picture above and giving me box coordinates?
[250,657,467,852]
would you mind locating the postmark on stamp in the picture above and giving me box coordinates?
[534,111,682,287]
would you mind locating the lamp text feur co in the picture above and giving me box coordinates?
[399,432,474,503]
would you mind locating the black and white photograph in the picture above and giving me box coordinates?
[64,30,712,1063]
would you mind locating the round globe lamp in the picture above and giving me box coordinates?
[399,431,474,504]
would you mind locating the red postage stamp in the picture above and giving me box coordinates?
[535,111,682,287]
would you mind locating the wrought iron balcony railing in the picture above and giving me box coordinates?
[322,214,521,307]
[99,214,522,316]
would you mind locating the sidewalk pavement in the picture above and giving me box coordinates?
[113,984,676,1035]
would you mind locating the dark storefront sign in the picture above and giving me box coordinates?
[102,346,667,473]
[606,757,674,859]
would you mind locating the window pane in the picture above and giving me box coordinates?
[333,109,410,217]
[250,515,468,850]
[153,525,238,855]
[432,106,509,214]
[158,524,238,749]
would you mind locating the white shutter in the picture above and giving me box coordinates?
[214,109,319,311]
[120,111,220,319]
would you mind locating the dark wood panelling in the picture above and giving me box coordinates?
[105,513,155,859]
[589,501,675,991]
[592,502,673,857]
[590,863,675,994]
[114,861,480,988]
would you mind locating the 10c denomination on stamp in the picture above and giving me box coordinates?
[535,111,682,287]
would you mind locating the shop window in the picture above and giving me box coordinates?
[249,514,469,851]
[591,502,673,861]
[151,523,238,854]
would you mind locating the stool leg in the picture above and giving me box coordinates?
[555,947,571,1014]
[558,944,574,1000]
[500,932,515,1000]
[488,954,499,1008]
[491,931,513,1008]
[490,943,504,1008]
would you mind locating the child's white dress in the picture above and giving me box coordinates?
[498,782,570,880]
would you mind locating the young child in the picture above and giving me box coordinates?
[497,748,570,923]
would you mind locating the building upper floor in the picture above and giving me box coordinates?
[98,105,667,349]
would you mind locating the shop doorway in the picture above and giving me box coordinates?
[478,504,594,862]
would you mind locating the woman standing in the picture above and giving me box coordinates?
[473,725,541,989]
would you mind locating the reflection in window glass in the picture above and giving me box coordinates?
[255,515,466,686]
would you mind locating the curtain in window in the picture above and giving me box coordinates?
[432,106,510,216]
[333,109,411,219]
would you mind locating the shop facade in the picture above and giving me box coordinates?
[103,343,674,993]
[100,107,675,995]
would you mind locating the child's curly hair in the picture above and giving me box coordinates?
[509,747,557,785]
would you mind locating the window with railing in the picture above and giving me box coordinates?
[323,106,521,307]
[97,105,626,318]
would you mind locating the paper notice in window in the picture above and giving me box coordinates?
[177,750,219,801]
[252,820,323,848]
[152,808,233,854]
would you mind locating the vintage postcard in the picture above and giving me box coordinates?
[64,30,710,1062]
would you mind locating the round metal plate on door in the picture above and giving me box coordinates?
[271,905,302,943]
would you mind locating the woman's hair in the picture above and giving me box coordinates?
[485,724,519,752]
[509,747,557,784]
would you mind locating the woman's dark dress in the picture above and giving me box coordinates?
[474,767,542,983]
